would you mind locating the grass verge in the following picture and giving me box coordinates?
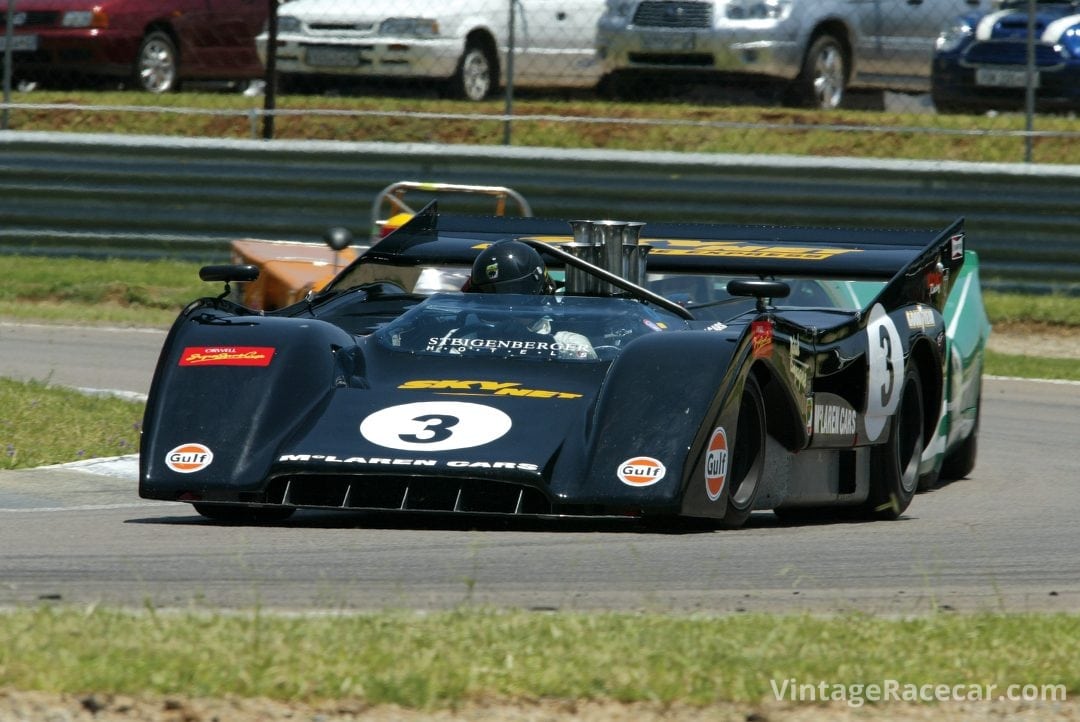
[0,607,1075,706]
[6,89,1080,164]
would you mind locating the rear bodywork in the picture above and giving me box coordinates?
[140,208,989,525]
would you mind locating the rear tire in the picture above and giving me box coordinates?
[717,375,766,529]
[863,366,924,520]
[940,385,981,480]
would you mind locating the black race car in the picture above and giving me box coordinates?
[139,206,989,528]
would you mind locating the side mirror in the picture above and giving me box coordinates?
[727,279,791,313]
[324,226,353,252]
[199,264,260,283]
[199,264,259,300]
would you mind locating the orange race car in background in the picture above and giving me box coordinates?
[230,181,533,310]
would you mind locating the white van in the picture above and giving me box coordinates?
[595,0,989,108]
[259,0,606,100]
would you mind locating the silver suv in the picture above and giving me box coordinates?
[596,0,988,108]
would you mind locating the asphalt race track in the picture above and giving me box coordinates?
[1,323,1078,614]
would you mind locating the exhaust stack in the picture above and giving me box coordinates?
[565,220,650,295]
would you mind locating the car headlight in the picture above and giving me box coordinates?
[276,16,303,34]
[935,19,973,53]
[604,0,635,23]
[1060,25,1080,58]
[61,9,107,28]
[725,0,791,21]
[378,18,439,37]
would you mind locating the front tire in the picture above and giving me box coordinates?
[717,375,766,529]
[135,31,180,93]
[449,41,497,101]
[863,366,924,520]
[790,34,847,109]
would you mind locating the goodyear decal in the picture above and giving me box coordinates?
[165,443,213,474]
[399,380,583,399]
[905,306,936,330]
[514,236,861,261]
[180,346,274,367]
[704,428,729,502]
[617,457,666,487]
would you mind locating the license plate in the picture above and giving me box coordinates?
[640,31,695,52]
[305,46,359,68]
[975,68,1039,88]
[0,34,39,52]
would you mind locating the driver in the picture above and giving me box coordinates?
[468,239,556,295]
[466,240,596,359]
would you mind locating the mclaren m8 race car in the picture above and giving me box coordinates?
[139,208,989,528]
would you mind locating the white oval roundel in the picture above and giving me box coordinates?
[360,402,512,452]
[165,443,213,474]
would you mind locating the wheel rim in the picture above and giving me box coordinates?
[728,383,765,509]
[897,380,925,495]
[138,37,177,93]
[811,44,844,109]
[461,49,492,101]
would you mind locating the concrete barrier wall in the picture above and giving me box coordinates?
[2,131,1078,292]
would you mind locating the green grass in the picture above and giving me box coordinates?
[6,89,1080,164]
[0,378,142,470]
[0,607,1075,706]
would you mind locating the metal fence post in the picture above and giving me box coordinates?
[2,0,14,130]
[503,0,517,146]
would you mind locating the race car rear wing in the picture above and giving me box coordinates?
[352,204,967,309]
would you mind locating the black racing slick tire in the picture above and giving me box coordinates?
[863,366,925,520]
[193,503,295,523]
[717,375,766,529]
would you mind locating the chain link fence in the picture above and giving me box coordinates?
[2,0,1078,161]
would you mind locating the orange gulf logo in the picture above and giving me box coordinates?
[166,443,214,474]
[705,427,729,501]
[617,456,666,487]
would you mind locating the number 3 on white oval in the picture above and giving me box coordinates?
[865,304,903,440]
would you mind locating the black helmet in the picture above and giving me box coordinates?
[469,240,551,294]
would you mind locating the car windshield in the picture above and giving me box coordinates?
[373,292,689,362]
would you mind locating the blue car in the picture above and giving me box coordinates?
[931,0,1080,113]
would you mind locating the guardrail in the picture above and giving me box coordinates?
[1,131,1078,293]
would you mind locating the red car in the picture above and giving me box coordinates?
[1,0,267,92]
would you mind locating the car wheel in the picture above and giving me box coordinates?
[940,383,981,480]
[863,366,924,520]
[449,41,496,101]
[717,374,766,529]
[193,503,295,523]
[791,34,847,110]
[135,31,180,93]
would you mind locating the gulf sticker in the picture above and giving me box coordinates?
[704,428,729,501]
[617,457,666,487]
[179,346,274,367]
[165,443,214,474]
[751,320,773,360]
